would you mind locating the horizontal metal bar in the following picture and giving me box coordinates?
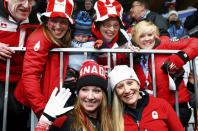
[10,47,180,54]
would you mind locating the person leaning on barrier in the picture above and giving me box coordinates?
[109,65,184,131]
[0,0,39,130]
[35,60,113,131]
[92,0,139,67]
[131,20,198,127]
[14,0,74,126]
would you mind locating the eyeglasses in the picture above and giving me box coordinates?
[16,0,35,5]
[101,23,120,30]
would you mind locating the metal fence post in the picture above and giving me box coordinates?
[2,59,10,131]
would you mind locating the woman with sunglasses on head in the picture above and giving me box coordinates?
[15,0,74,122]
[109,65,184,131]
[35,60,113,131]
[92,0,138,67]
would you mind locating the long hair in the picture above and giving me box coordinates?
[112,90,125,131]
[71,91,113,131]
[43,23,71,48]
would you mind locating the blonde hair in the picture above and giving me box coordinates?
[43,24,71,48]
[132,21,159,46]
[112,90,124,131]
[71,91,113,131]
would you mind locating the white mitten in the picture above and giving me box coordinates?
[43,87,74,122]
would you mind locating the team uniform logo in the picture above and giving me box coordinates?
[34,41,40,51]
[152,111,158,119]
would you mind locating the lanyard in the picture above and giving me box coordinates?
[140,54,150,89]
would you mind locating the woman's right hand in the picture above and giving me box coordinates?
[0,42,15,61]
[43,87,74,122]
[127,44,140,52]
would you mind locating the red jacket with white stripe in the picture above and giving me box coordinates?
[0,1,39,82]
[0,17,38,82]
[134,36,198,105]
[14,26,69,116]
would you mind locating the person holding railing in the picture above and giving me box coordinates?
[0,0,39,130]
[92,0,137,67]
[131,20,198,127]
[109,65,184,131]
[35,60,113,131]
[14,0,74,127]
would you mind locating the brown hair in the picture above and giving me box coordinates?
[71,91,113,131]
[43,23,71,47]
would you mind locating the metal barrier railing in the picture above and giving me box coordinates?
[2,47,198,131]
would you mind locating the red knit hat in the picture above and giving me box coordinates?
[77,60,108,94]
[41,0,74,24]
[94,0,123,22]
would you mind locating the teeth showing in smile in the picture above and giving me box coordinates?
[55,30,62,34]
[125,92,135,99]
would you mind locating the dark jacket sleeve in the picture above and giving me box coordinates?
[147,12,169,36]
[184,10,198,30]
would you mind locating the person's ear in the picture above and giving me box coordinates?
[154,34,160,40]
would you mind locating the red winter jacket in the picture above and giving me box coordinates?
[0,0,39,82]
[0,17,38,82]
[14,26,69,116]
[124,93,184,131]
[134,36,198,105]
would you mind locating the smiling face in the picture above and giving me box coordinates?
[47,17,69,39]
[115,79,140,108]
[132,21,159,49]
[99,17,120,43]
[137,32,156,49]
[7,0,34,22]
[78,86,103,116]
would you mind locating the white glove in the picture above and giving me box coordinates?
[43,87,74,121]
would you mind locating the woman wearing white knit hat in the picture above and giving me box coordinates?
[109,65,184,131]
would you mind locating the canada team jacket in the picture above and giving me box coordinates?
[14,26,69,116]
[0,1,39,82]
[134,36,198,105]
[124,93,184,131]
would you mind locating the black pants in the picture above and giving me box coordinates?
[174,102,192,127]
[0,82,30,131]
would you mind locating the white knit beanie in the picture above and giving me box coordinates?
[108,65,140,90]
[168,10,178,18]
